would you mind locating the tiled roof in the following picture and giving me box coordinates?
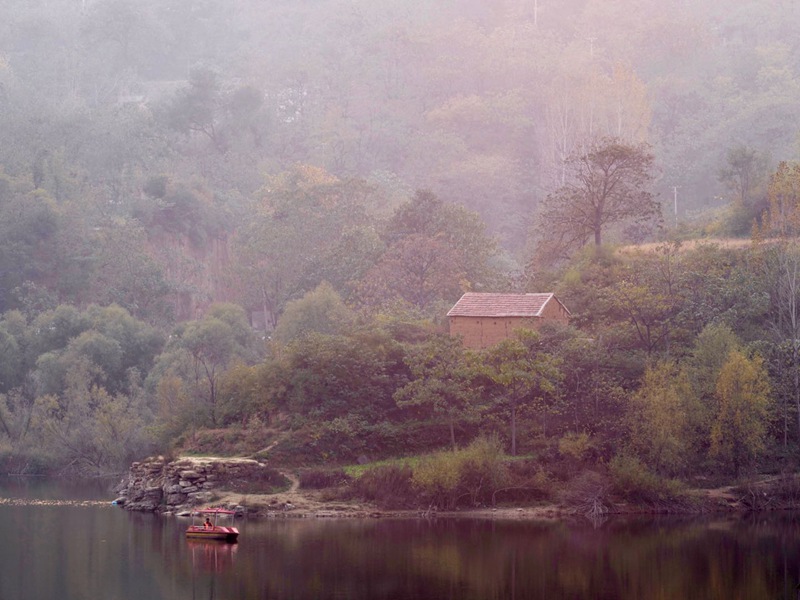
[447,293,563,318]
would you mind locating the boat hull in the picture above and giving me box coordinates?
[186,526,239,543]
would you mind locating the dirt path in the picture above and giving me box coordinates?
[214,484,368,517]
[617,237,756,254]
[281,470,300,493]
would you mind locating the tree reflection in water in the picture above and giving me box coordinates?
[221,515,800,600]
[0,493,799,600]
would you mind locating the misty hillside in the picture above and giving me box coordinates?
[2,1,798,255]
[2,1,800,481]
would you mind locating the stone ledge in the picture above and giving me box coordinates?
[118,456,269,513]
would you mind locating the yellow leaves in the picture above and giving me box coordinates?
[558,431,593,462]
[410,435,507,504]
[755,43,797,91]
[412,450,461,493]
[426,91,531,130]
[766,161,800,237]
[710,350,772,475]
[609,63,652,142]
[155,375,191,420]
[714,352,770,409]
[628,361,691,474]
[543,62,652,188]
[260,165,340,201]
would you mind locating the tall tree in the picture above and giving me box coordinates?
[481,330,561,456]
[357,234,463,311]
[536,137,659,261]
[717,145,769,234]
[385,189,499,285]
[0,186,60,313]
[86,220,174,326]
[711,351,772,477]
[394,334,480,450]
[627,361,693,475]
[760,164,800,446]
[265,326,409,427]
[153,303,255,426]
[719,145,767,207]
[233,166,372,329]
[273,282,355,344]
[357,190,501,312]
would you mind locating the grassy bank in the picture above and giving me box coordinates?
[290,437,703,515]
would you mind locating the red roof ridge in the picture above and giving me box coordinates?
[447,292,568,318]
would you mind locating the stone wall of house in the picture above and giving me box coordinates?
[116,456,267,513]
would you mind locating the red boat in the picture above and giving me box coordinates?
[186,508,240,543]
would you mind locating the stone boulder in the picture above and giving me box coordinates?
[118,456,269,513]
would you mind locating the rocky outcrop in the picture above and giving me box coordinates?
[148,232,236,322]
[118,456,268,512]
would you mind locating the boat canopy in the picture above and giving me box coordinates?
[196,508,236,515]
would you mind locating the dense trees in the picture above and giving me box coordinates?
[536,138,659,263]
[0,235,795,479]
[0,185,60,313]
[395,335,480,450]
[0,304,162,473]
[150,303,257,426]
[2,0,797,254]
[1,0,800,483]
[164,67,267,156]
[233,166,375,329]
[357,189,499,311]
[272,283,355,344]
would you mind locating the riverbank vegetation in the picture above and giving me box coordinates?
[1,1,800,512]
[6,225,796,515]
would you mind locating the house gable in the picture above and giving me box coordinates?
[447,292,570,349]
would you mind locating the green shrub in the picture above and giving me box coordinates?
[411,435,509,509]
[609,454,687,505]
[0,448,54,475]
[340,436,512,510]
[299,468,351,490]
[499,459,554,503]
[558,432,593,462]
[347,464,416,509]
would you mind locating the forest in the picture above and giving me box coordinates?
[1,0,800,506]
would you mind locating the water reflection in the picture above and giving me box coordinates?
[190,515,800,600]
[187,540,238,573]
[0,478,799,600]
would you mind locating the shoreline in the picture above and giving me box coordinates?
[197,487,791,522]
[119,456,800,521]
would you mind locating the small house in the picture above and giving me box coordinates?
[447,292,570,349]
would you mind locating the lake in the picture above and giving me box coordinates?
[0,478,799,599]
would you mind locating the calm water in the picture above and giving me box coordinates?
[0,479,799,600]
